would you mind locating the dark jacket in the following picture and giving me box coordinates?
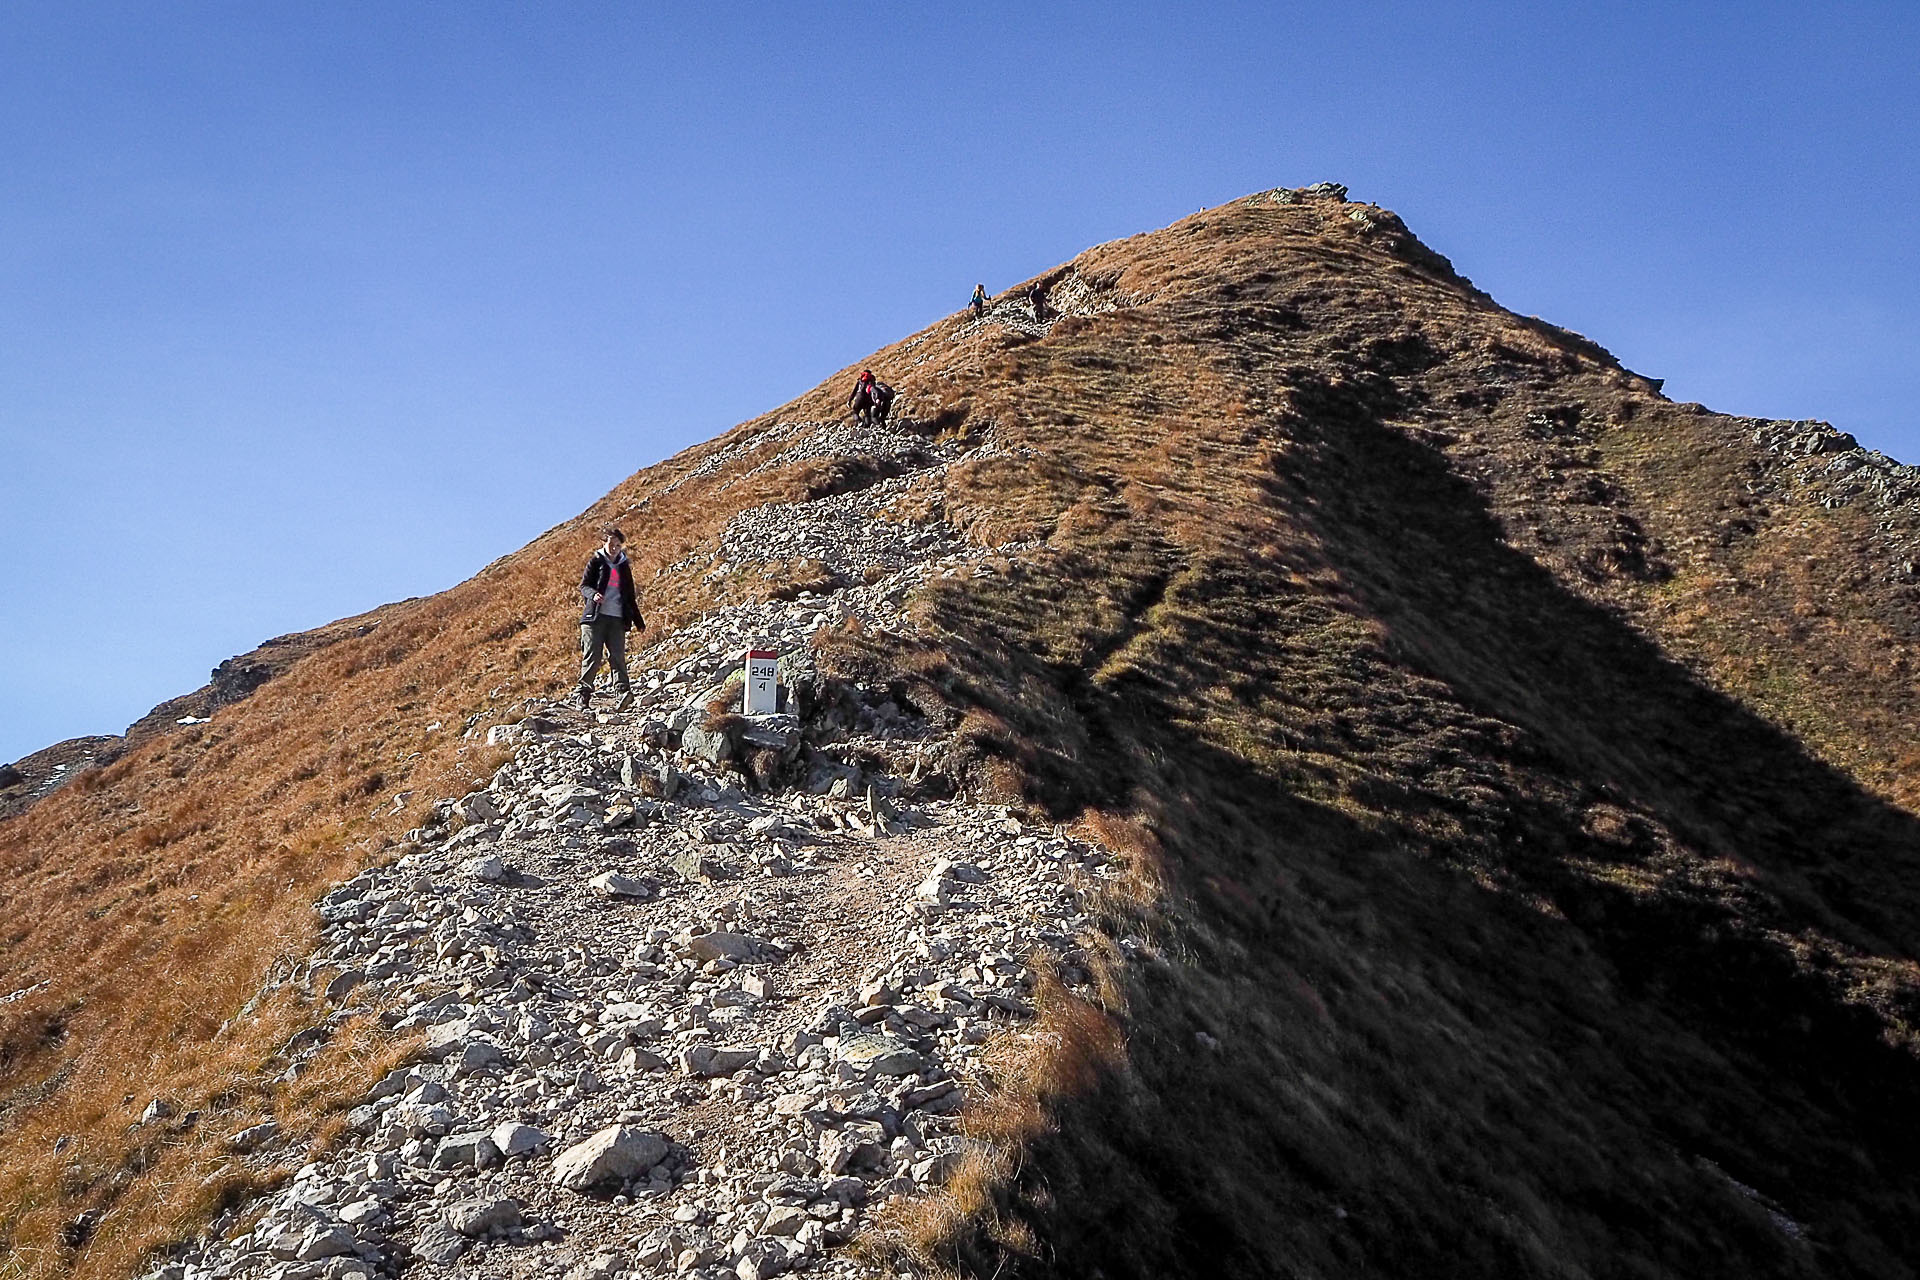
[580,550,643,630]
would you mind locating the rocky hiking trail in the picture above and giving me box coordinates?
[143,415,1126,1280]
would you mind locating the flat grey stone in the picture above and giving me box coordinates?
[445,1197,522,1237]
[551,1125,670,1192]
[589,871,655,899]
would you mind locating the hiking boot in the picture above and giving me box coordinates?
[578,689,592,710]
[614,690,635,712]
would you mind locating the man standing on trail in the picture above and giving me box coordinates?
[578,528,643,711]
[970,283,988,318]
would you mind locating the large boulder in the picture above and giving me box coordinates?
[551,1125,669,1192]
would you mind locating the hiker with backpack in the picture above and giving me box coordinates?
[848,369,896,426]
[970,283,988,319]
[578,528,643,711]
[1027,282,1050,322]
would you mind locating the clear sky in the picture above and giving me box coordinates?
[3,2,1916,765]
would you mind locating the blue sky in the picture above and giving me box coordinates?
[2,2,1916,764]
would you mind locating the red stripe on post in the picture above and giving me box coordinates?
[747,650,779,659]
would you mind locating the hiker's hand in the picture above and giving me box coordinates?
[593,592,604,603]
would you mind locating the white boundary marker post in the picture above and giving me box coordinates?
[744,649,780,716]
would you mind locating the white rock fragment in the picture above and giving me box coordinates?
[465,853,506,882]
[491,1121,548,1158]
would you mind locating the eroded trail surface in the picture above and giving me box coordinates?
[153,420,1121,1280]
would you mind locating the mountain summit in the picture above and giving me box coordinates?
[4,186,1920,1280]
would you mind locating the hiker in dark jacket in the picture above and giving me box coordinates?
[578,528,643,710]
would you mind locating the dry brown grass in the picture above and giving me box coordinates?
[1074,810,1166,909]
[858,969,1124,1275]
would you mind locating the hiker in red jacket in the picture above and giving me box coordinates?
[849,370,895,427]
[578,528,644,711]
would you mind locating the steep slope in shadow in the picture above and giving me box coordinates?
[826,199,1920,1277]
[896,395,1920,1276]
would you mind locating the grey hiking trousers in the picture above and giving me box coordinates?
[578,614,631,698]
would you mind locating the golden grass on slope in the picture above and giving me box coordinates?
[856,968,1125,1274]
[0,202,1203,1274]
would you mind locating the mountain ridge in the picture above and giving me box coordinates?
[3,185,1918,1280]
[0,608,400,824]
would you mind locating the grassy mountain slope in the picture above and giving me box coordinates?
[840,193,1920,1277]
[0,614,406,825]
[4,188,1918,1279]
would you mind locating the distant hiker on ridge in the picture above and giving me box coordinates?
[1027,282,1050,323]
[848,368,896,428]
[578,527,643,712]
[970,283,988,319]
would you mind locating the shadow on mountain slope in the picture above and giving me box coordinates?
[872,345,1920,1278]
